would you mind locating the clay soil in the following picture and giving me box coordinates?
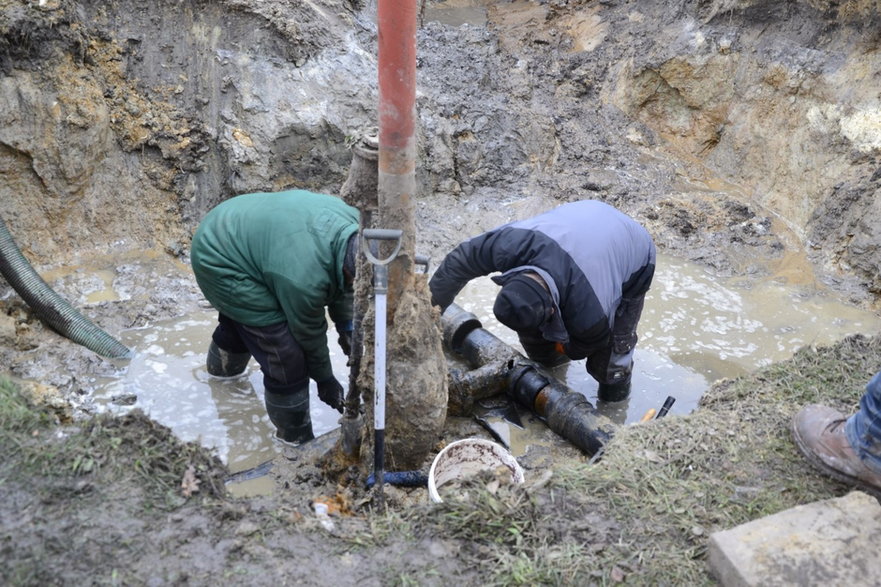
[3,0,881,584]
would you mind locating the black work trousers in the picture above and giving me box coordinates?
[211,313,309,397]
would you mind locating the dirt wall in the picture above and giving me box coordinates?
[1,0,880,302]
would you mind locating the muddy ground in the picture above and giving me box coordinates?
[2,0,881,584]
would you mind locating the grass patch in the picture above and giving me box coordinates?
[0,375,54,438]
[0,374,229,507]
[404,472,613,585]
[389,334,881,585]
[546,333,881,583]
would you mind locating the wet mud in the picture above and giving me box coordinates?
[2,0,881,583]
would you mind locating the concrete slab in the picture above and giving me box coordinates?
[708,491,881,586]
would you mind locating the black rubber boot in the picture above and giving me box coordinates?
[597,379,631,402]
[207,341,251,377]
[264,387,314,446]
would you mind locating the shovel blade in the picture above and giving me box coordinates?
[473,396,525,449]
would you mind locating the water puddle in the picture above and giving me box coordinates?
[92,310,350,497]
[423,0,489,27]
[454,252,881,427]
[88,252,881,489]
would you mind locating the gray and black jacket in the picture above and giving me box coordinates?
[429,200,656,359]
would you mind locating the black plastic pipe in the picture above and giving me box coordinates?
[447,359,512,416]
[508,365,612,456]
[365,470,428,489]
[441,303,615,456]
[0,215,131,359]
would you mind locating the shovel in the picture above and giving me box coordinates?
[362,228,403,510]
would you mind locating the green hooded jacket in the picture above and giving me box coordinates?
[190,190,359,383]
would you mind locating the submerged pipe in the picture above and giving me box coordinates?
[0,216,131,359]
[447,359,512,415]
[441,303,615,456]
[442,303,519,414]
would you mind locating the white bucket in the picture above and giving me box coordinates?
[428,438,525,503]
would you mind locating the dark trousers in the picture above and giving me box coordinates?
[519,294,646,386]
[212,313,313,443]
[212,313,309,395]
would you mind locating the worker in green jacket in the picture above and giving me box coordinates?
[191,190,360,446]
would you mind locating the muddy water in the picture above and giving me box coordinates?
[423,0,489,27]
[90,252,880,490]
[454,252,881,425]
[92,310,351,496]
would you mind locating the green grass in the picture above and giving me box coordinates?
[364,334,881,585]
[0,373,228,508]
[0,375,53,437]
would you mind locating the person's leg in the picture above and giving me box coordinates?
[791,371,881,498]
[207,313,252,377]
[586,295,645,402]
[586,345,633,402]
[611,295,645,359]
[519,331,569,368]
[232,321,314,445]
[846,371,881,469]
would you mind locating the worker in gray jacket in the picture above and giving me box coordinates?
[429,200,656,402]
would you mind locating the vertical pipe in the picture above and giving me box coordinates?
[377,0,417,312]
[373,0,447,474]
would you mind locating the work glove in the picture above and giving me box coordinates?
[337,330,353,357]
[429,290,449,313]
[317,376,345,414]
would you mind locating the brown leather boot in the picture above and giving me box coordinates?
[791,404,881,499]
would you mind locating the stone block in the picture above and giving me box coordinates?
[708,491,881,586]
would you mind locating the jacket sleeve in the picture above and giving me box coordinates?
[429,228,537,309]
[328,288,354,332]
[271,274,336,383]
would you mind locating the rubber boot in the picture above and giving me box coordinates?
[206,340,251,377]
[597,379,631,402]
[264,387,314,446]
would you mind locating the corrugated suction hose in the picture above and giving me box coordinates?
[0,215,132,359]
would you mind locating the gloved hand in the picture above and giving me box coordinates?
[317,376,345,414]
[429,292,449,313]
[337,330,353,357]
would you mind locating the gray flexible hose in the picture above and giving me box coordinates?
[0,215,132,359]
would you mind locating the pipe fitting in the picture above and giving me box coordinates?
[441,303,482,355]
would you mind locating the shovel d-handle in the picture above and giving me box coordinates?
[362,228,403,268]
